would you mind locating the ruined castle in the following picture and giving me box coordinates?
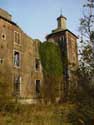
[0,8,78,103]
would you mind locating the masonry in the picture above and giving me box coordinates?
[0,8,78,103]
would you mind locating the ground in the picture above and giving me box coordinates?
[0,102,84,125]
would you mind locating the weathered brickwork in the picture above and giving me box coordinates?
[46,15,78,93]
[0,9,43,102]
[0,9,78,103]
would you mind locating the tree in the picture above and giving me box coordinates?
[78,0,94,87]
[79,0,94,69]
[72,0,94,123]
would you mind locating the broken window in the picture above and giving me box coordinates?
[14,51,20,67]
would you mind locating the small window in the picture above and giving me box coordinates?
[0,58,4,64]
[1,33,6,40]
[36,80,40,94]
[13,51,20,67]
[35,58,40,71]
[14,31,21,44]
[14,75,21,96]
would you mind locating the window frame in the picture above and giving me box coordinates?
[14,75,21,96]
[14,31,21,45]
[13,50,21,68]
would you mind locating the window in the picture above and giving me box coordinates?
[1,33,6,40]
[0,58,4,64]
[35,58,40,71]
[14,75,21,96]
[36,80,40,95]
[14,31,21,44]
[14,51,20,67]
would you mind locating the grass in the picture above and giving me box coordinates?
[0,102,78,125]
[1,101,94,124]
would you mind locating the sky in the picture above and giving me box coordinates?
[0,0,87,41]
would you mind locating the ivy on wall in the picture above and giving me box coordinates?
[39,42,63,76]
[39,41,63,102]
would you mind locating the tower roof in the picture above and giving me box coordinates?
[57,15,67,20]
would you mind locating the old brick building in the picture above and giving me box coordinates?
[46,14,78,97]
[0,8,43,103]
[0,8,78,103]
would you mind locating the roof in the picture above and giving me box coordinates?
[0,15,18,27]
[57,15,67,20]
[0,8,12,17]
[0,13,33,40]
[46,29,78,39]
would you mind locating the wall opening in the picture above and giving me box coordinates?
[35,80,40,95]
[14,75,21,96]
[13,51,20,67]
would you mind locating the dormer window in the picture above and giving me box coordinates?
[14,31,21,44]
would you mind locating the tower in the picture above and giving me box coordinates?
[46,14,78,100]
[57,15,67,30]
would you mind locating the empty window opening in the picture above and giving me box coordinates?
[14,51,20,67]
[36,80,40,94]
[35,58,40,71]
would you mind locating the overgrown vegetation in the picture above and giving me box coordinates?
[68,0,94,123]
[39,42,63,103]
[0,0,94,124]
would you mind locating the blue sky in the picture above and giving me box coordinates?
[1,0,87,41]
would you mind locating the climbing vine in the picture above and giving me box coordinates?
[39,41,63,102]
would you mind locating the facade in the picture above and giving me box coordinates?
[0,8,78,103]
[46,15,78,94]
[0,8,43,103]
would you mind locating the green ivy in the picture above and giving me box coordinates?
[39,42,63,76]
[39,42,63,102]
